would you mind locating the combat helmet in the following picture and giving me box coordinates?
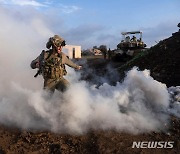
[46,35,66,49]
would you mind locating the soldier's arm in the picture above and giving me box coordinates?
[62,53,79,69]
[30,56,40,69]
[31,50,47,69]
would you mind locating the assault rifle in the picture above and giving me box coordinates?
[34,50,45,78]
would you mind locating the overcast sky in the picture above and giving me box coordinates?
[0,0,179,49]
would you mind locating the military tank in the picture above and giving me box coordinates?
[112,31,147,61]
[117,31,146,56]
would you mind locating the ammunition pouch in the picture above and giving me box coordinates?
[34,50,67,80]
[42,64,66,80]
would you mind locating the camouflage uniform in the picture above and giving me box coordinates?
[31,35,80,93]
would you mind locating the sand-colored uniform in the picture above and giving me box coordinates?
[31,49,79,93]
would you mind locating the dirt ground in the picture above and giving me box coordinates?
[0,31,180,154]
[0,116,179,154]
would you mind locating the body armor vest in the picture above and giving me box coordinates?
[42,52,67,79]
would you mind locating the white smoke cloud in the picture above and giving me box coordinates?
[0,65,173,134]
[0,6,53,89]
[168,86,180,118]
[0,4,179,135]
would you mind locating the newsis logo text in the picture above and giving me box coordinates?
[132,141,174,149]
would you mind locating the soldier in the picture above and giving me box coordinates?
[130,35,137,47]
[102,50,107,59]
[125,36,130,42]
[31,35,82,94]
[108,48,112,60]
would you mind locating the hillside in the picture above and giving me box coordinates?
[118,31,180,87]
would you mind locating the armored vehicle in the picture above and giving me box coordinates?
[111,31,147,61]
[116,31,146,56]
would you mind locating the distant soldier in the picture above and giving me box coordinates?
[31,35,82,94]
[131,35,137,42]
[108,48,112,60]
[102,50,107,59]
[99,45,107,59]
[130,35,137,47]
[137,38,142,46]
[125,36,130,42]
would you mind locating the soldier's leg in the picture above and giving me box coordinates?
[44,79,56,96]
[56,78,70,92]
